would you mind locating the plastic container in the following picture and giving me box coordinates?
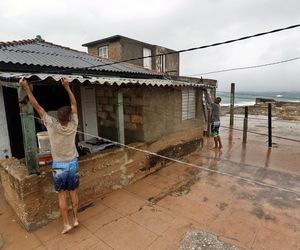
[37,131,51,153]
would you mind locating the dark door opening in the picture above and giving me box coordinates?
[34,84,70,132]
[2,84,71,158]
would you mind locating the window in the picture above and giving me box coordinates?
[143,48,152,69]
[98,46,108,58]
[158,54,166,72]
[182,89,196,120]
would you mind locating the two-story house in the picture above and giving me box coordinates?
[82,35,180,76]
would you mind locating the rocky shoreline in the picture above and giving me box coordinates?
[221,98,300,121]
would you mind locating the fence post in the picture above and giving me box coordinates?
[243,106,248,144]
[229,83,235,127]
[268,103,272,147]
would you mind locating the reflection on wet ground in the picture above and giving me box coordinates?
[0,115,299,249]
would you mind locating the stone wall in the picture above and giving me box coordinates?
[0,128,203,231]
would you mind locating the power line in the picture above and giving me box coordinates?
[83,24,300,70]
[6,24,300,73]
[187,56,300,76]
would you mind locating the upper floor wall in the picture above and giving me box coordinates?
[83,36,180,76]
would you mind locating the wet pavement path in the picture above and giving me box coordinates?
[0,115,299,249]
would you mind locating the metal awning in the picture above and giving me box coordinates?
[0,72,214,88]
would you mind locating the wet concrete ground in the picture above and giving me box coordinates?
[0,115,299,250]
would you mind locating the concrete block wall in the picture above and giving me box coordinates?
[153,46,180,75]
[0,128,203,231]
[96,86,204,144]
[87,46,98,57]
[108,41,122,61]
[97,88,116,128]
[143,87,204,143]
[96,86,145,143]
[86,42,122,60]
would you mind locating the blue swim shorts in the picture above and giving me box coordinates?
[52,158,79,192]
[211,121,221,137]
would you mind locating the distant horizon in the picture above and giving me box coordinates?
[217,90,300,93]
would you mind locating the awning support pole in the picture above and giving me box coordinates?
[116,90,125,145]
[18,86,39,175]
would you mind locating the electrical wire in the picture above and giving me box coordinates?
[4,24,300,72]
[186,56,300,76]
[83,24,300,70]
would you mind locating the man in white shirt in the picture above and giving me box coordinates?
[20,77,79,234]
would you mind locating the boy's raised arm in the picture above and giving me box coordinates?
[61,77,77,114]
[19,78,45,118]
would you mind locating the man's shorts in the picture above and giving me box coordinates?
[52,158,79,193]
[211,121,221,137]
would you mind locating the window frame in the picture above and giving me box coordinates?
[143,48,152,70]
[182,88,196,120]
[158,54,166,72]
[98,46,108,58]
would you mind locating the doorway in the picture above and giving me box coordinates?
[80,86,98,140]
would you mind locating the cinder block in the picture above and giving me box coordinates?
[131,115,143,123]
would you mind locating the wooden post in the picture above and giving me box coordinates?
[207,109,211,137]
[18,86,39,175]
[268,103,272,147]
[116,90,125,145]
[243,106,248,144]
[229,83,235,127]
[211,88,216,100]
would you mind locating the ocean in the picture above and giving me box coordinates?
[217,91,300,106]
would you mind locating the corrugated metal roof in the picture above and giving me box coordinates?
[0,72,210,88]
[0,39,158,76]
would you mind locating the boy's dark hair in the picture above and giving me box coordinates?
[215,97,222,104]
[57,106,71,123]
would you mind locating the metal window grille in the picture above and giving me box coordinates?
[182,89,196,120]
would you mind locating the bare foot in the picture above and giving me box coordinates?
[61,224,73,234]
[73,220,79,228]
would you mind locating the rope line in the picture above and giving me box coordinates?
[22,113,300,196]
[221,125,300,143]
[228,115,300,124]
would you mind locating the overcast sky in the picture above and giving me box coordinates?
[1,0,299,92]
